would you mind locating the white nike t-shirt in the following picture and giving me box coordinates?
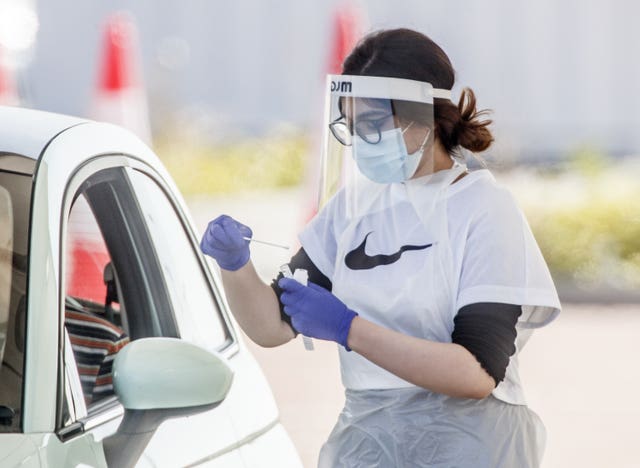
[299,169,561,405]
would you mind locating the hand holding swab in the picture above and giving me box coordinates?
[279,264,314,351]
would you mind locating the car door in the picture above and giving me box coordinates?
[36,161,171,467]
[52,158,248,467]
[25,119,297,467]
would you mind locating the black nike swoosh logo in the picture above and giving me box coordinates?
[344,232,433,271]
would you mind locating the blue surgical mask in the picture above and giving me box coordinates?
[353,124,428,183]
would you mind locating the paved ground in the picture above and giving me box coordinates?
[188,188,640,468]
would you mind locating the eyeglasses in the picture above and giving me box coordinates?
[329,113,395,146]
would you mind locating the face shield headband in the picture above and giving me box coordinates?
[318,74,451,213]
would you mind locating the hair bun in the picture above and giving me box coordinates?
[456,87,494,153]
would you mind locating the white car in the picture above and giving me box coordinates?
[0,106,303,467]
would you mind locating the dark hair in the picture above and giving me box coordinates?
[342,28,493,154]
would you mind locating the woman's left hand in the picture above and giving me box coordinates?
[278,278,358,349]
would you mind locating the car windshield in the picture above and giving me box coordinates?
[0,154,34,432]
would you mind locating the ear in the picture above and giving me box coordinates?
[406,125,431,154]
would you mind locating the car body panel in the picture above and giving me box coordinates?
[31,433,105,467]
[0,434,40,466]
[0,107,85,161]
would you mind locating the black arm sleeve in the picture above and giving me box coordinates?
[451,303,522,386]
[270,247,332,334]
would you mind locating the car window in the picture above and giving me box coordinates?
[64,194,130,409]
[126,169,229,351]
[61,167,179,422]
[0,159,32,433]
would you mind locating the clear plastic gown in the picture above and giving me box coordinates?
[318,387,545,468]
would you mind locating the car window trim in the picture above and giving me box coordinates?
[82,397,123,430]
[63,330,86,419]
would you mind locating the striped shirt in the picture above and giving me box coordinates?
[64,309,130,405]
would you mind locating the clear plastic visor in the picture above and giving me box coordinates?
[319,74,441,217]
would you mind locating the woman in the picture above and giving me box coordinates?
[201,28,560,467]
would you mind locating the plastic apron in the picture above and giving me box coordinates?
[316,165,546,467]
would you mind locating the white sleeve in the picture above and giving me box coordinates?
[297,191,346,281]
[456,188,561,328]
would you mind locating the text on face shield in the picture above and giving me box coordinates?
[331,81,352,93]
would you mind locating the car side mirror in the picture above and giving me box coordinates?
[103,338,233,468]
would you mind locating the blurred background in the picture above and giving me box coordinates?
[1,0,639,466]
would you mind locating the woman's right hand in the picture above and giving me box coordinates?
[200,215,253,271]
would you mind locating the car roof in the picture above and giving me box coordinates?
[0,106,87,160]
[0,105,170,188]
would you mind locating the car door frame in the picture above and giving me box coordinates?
[25,122,239,437]
[62,154,244,433]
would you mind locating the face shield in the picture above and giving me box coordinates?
[318,74,451,217]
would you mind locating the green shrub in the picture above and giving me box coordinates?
[512,156,640,289]
[530,199,640,288]
[155,134,308,196]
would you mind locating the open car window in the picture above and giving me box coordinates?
[61,166,179,426]
[64,194,130,409]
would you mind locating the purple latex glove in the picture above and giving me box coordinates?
[279,278,358,350]
[200,215,252,271]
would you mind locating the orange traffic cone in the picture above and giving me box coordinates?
[327,1,367,74]
[0,46,19,106]
[301,1,368,227]
[69,12,151,305]
[66,197,112,304]
[91,11,151,143]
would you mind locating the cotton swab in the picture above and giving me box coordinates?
[243,236,289,250]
